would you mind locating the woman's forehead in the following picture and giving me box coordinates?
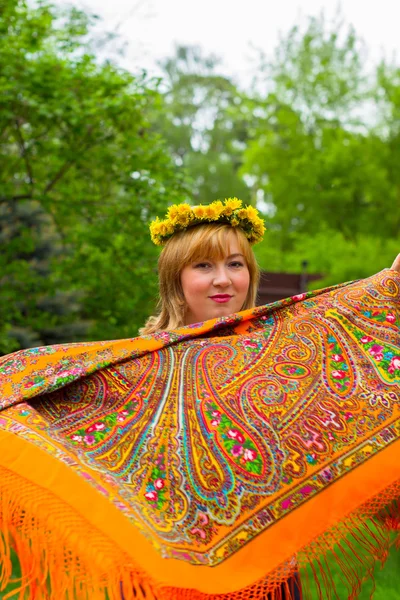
[191,243,244,262]
[178,226,250,264]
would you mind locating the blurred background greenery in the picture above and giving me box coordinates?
[3,539,400,599]
[1,0,399,354]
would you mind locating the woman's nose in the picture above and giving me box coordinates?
[213,268,231,287]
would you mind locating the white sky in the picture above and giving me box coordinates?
[54,0,400,86]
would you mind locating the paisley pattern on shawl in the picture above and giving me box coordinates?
[1,269,399,577]
[0,269,400,600]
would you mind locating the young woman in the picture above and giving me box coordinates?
[139,198,399,600]
[140,221,259,334]
[141,199,299,599]
[142,198,264,334]
[142,198,400,330]
[1,198,399,600]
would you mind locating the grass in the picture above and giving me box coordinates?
[305,543,400,599]
[2,545,399,599]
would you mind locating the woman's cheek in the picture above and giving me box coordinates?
[189,276,209,296]
[236,271,250,292]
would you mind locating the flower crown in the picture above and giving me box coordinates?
[149,198,266,246]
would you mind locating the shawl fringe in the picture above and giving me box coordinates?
[0,464,399,599]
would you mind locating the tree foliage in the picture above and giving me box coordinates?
[152,19,399,287]
[0,0,189,353]
[240,16,400,283]
[1,3,399,354]
[154,46,255,203]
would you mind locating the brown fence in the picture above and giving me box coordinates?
[257,265,322,306]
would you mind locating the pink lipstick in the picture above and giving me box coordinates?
[210,295,232,303]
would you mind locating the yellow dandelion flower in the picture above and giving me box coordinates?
[251,219,266,243]
[237,209,249,220]
[245,206,259,220]
[166,203,188,224]
[165,221,175,235]
[223,206,234,216]
[204,205,218,220]
[209,200,224,218]
[223,197,242,215]
[257,220,266,233]
[167,205,180,222]
[150,198,265,246]
[150,227,163,245]
[193,205,207,219]
[176,203,192,215]
[159,222,170,236]
[176,214,191,227]
[149,220,161,236]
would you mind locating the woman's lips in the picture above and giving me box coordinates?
[210,295,232,303]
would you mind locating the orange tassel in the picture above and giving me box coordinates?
[0,461,399,599]
[377,499,400,549]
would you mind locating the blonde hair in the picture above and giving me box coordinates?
[140,223,260,335]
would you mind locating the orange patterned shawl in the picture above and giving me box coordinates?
[0,269,399,599]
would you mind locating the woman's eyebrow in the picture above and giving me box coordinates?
[192,253,244,261]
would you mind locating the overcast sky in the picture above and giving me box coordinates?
[53,0,400,86]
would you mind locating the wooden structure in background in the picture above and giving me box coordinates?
[257,262,323,305]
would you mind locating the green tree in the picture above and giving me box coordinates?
[376,62,400,228]
[154,45,254,203]
[262,13,367,123]
[239,15,399,282]
[0,0,189,353]
[0,200,89,351]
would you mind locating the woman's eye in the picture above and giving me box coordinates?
[194,262,211,269]
[229,261,244,268]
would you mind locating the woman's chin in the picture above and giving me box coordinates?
[208,305,238,320]
[187,305,241,325]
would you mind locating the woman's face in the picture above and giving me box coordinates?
[180,236,250,326]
